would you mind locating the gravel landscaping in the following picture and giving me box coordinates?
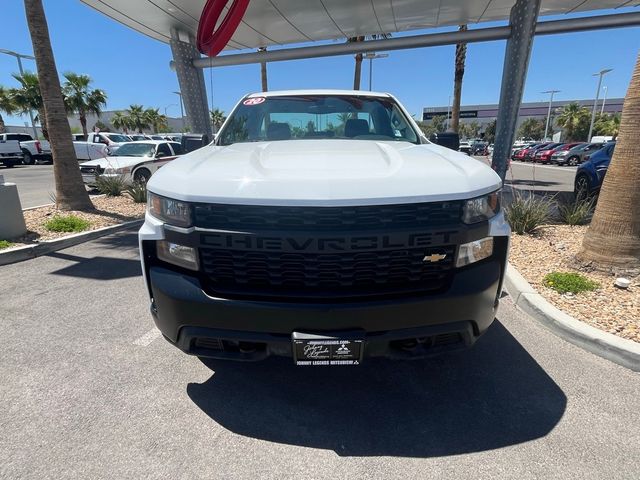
[510,224,640,343]
[4,195,145,247]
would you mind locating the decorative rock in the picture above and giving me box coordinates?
[615,278,631,289]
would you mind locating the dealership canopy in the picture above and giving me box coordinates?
[78,0,640,179]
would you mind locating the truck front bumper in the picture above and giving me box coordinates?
[147,256,504,361]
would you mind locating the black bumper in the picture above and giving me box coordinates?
[148,258,504,361]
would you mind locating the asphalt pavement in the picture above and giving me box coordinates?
[0,164,57,208]
[1,229,639,479]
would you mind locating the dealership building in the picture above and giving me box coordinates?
[422,98,624,131]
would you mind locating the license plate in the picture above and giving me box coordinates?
[292,332,364,366]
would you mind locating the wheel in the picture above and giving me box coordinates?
[133,168,151,184]
[568,156,579,167]
[574,174,591,201]
[22,150,34,165]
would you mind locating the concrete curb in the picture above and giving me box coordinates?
[0,219,143,267]
[505,263,640,372]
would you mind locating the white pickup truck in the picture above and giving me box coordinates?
[73,132,131,159]
[139,90,510,365]
[0,139,24,167]
[0,133,51,165]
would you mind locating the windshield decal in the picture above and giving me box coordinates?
[243,97,265,106]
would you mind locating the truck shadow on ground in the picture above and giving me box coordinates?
[187,320,566,457]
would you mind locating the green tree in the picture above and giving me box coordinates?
[556,102,591,141]
[144,108,168,134]
[92,120,110,132]
[459,120,480,140]
[483,119,497,143]
[417,115,446,138]
[210,108,226,132]
[24,0,93,210]
[517,118,546,140]
[593,112,621,139]
[10,71,48,139]
[110,111,132,133]
[0,86,16,134]
[126,104,149,133]
[450,24,468,133]
[62,72,107,139]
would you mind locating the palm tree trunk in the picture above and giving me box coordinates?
[450,25,468,133]
[580,53,640,267]
[0,114,5,134]
[352,36,365,90]
[37,107,49,140]
[24,0,93,211]
[79,110,88,139]
[258,47,268,92]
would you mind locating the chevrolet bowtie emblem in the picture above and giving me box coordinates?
[423,253,447,263]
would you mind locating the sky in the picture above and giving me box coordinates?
[0,0,639,127]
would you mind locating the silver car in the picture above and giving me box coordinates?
[552,142,603,166]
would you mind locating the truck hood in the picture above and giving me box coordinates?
[80,156,150,169]
[148,140,502,206]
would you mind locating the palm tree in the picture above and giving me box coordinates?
[450,25,468,133]
[0,86,16,134]
[594,113,621,139]
[23,0,93,211]
[556,102,590,141]
[10,71,48,139]
[144,108,168,134]
[210,108,225,132]
[348,34,390,90]
[580,53,640,267]
[62,72,107,139]
[258,47,268,92]
[110,110,132,133]
[126,104,149,133]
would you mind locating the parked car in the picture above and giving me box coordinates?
[512,143,539,162]
[74,132,132,157]
[0,133,51,164]
[574,142,616,198]
[0,139,24,168]
[458,141,472,155]
[553,142,603,167]
[129,134,152,141]
[138,89,510,364]
[547,142,584,165]
[79,140,182,186]
[523,142,552,162]
[533,143,564,163]
[180,133,210,153]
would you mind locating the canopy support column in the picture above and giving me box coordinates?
[170,29,212,137]
[491,0,541,180]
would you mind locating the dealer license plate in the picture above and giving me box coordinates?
[292,332,364,366]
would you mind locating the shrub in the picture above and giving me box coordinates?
[0,240,14,250]
[505,193,555,234]
[543,271,599,294]
[44,215,91,233]
[126,182,147,203]
[557,196,595,225]
[95,175,127,196]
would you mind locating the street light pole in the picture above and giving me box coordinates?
[542,89,560,140]
[363,53,388,91]
[164,103,178,116]
[173,91,184,132]
[0,48,38,138]
[588,68,612,141]
[600,85,608,115]
[446,95,452,130]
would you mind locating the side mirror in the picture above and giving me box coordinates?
[156,151,166,158]
[429,131,460,151]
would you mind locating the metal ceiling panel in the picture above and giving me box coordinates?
[79,0,639,50]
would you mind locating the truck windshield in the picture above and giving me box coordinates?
[218,95,419,146]
[114,143,155,157]
[105,134,130,143]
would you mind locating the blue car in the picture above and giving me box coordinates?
[574,142,616,198]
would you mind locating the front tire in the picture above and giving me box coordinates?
[574,174,591,201]
[133,168,151,184]
[568,156,579,167]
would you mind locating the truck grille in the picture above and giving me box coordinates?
[80,165,104,175]
[193,201,462,301]
[194,201,462,231]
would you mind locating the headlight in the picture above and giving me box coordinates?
[104,167,130,174]
[462,191,500,224]
[147,192,193,227]
[456,237,494,267]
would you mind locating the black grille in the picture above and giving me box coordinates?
[194,201,462,231]
[199,244,455,300]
